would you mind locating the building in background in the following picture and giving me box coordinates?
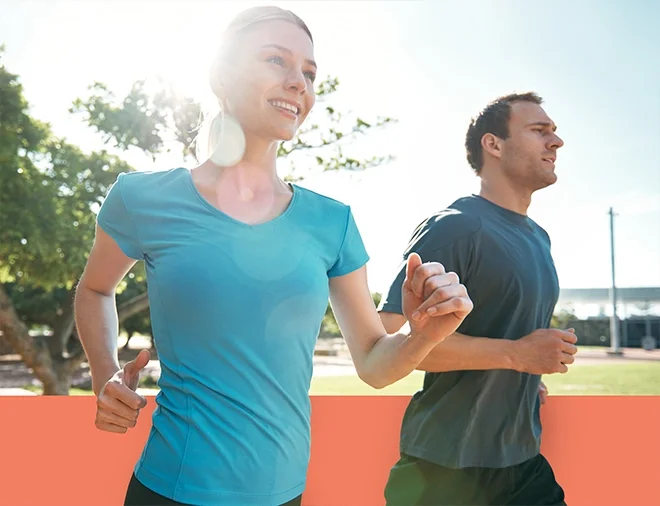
[557,287,660,350]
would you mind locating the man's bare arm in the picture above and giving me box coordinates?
[379,312,577,374]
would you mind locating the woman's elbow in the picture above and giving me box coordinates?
[356,366,392,390]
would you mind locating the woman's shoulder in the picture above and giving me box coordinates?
[112,167,189,203]
[116,167,187,188]
[292,184,351,217]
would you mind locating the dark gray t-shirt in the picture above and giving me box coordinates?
[379,194,559,469]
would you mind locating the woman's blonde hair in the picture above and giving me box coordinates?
[193,6,313,162]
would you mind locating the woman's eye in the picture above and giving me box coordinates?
[266,55,315,82]
[267,55,285,66]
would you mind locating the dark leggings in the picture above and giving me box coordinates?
[124,473,303,506]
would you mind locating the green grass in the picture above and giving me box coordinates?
[23,385,96,396]
[20,362,660,396]
[309,363,660,396]
[542,363,660,395]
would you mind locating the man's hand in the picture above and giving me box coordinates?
[95,349,150,434]
[539,380,548,405]
[513,329,578,374]
[402,253,473,345]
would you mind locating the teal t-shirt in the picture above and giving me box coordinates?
[96,167,369,505]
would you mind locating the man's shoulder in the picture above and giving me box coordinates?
[528,218,552,245]
[430,196,484,232]
[409,196,484,250]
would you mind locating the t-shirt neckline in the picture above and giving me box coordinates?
[181,167,300,229]
[471,194,532,227]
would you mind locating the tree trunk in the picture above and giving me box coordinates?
[41,353,85,394]
[48,306,75,358]
[41,363,74,395]
[42,379,70,395]
[0,284,86,395]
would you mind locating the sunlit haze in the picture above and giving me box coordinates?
[3,0,659,317]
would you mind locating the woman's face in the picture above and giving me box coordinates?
[219,20,317,142]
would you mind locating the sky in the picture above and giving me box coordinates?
[2,0,659,315]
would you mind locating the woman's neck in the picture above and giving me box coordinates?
[195,135,289,197]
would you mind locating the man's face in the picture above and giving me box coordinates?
[500,101,565,191]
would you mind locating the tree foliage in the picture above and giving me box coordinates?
[70,80,200,160]
[0,48,135,393]
[551,307,578,330]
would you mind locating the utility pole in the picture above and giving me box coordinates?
[608,207,623,355]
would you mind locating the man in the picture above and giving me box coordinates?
[379,92,578,506]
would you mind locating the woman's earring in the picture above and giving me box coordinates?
[209,107,246,167]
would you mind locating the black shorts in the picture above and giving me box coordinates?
[124,473,303,506]
[384,453,566,506]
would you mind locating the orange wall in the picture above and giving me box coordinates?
[1,396,659,506]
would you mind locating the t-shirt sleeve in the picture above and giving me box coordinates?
[96,173,144,260]
[378,217,474,315]
[327,207,370,278]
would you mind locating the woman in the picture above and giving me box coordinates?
[74,6,472,506]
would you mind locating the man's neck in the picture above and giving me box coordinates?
[478,178,532,216]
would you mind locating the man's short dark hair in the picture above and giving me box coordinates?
[465,92,543,173]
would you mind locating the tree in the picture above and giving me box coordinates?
[551,307,577,330]
[0,48,136,394]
